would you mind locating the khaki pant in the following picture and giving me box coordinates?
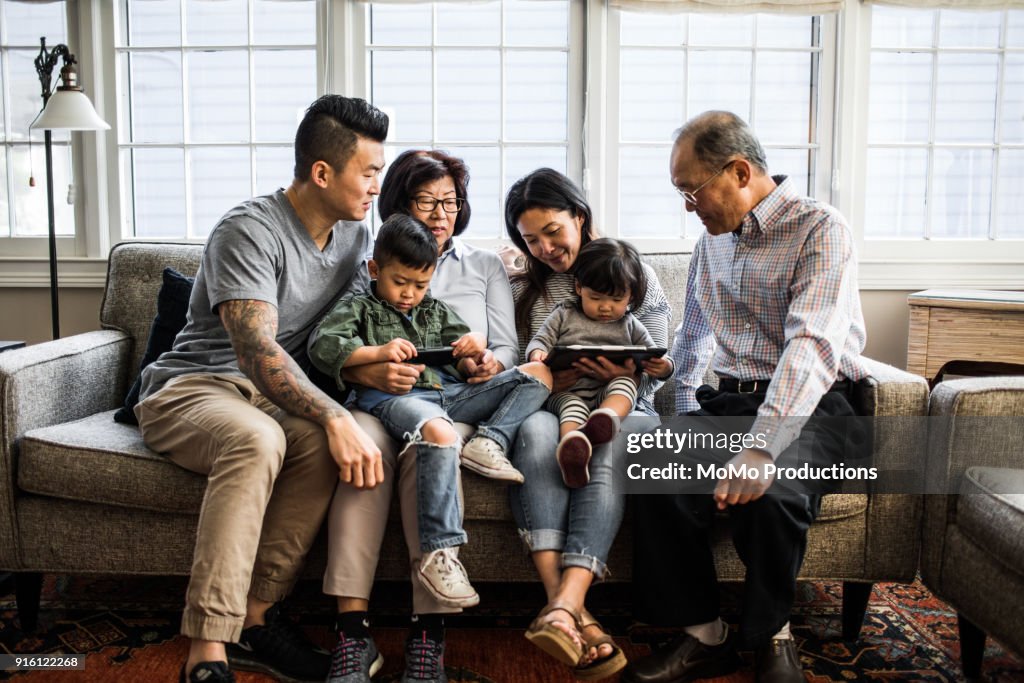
[323,410,469,615]
[136,374,338,642]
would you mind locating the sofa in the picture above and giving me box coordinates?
[0,241,928,636]
[921,376,1024,677]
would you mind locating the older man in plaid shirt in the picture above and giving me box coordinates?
[623,111,870,683]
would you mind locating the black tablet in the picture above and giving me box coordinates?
[544,345,667,371]
[403,347,456,366]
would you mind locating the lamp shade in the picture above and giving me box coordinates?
[32,89,109,131]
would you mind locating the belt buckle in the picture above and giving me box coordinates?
[738,380,757,394]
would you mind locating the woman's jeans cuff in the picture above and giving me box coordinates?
[562,553,609,582]
[422,533,468,552]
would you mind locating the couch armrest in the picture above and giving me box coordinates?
[0,330,132,569]
[855,358,929,581]
[921,376,1024,586]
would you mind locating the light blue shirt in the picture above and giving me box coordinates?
[430,237,519,372]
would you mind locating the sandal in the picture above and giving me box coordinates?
[525,602,585,667]
[573,611,627,681]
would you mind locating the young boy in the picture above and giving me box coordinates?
[310,214,551,607]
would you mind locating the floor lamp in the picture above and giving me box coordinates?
[30,37,109,339]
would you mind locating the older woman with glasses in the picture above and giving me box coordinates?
[320,149,519,683]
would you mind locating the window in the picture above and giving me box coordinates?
[116,0,317,240]
[609,10,830,241]
[363,0,578,238]
[865,6,1024,241]
[1,0,71,239]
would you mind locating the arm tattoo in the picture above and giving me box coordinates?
[219,299,349,423]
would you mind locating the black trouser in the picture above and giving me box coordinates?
[632,384,858,650]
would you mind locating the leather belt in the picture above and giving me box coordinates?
[717,377,851,394]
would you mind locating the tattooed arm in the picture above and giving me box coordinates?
[219,299,383,488]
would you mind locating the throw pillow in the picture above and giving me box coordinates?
[113,267,194,425]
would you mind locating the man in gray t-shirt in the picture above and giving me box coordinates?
[134,95,388,683]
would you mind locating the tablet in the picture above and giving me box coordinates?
[544,345,667,372]
[403,347,456,367]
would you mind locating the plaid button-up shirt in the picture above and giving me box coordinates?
[671,176,869,457]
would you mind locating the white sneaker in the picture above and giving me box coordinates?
[460,436,525,483]
[417,548,480,608]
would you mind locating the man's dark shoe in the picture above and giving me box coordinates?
[621,633,740,683]
[179,661,235,683]
[401,630,449,683]
[226,604,330,682]
[755,637,804,683]
[327,631,383,682]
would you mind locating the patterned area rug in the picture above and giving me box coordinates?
[1,575,1022,681]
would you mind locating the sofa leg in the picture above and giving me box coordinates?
[14,572,43,632]
[958,613,986,679]
[841,581,873,641]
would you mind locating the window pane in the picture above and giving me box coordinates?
[756,15,813,48]
[1009,10,1024,48]
[124,51,183,144]
[1002,54,1024,142]
[255,146,293,197]
[4,1,67,45]
[12,143,72,237]
[755,52,811,144]
[123,0,181,47]
[0,151,7,236]
[370,4,432,46]
[996,149,1024,238]
[504,146,567,209]
[619,146,680,239]
[191,147,251,239]
[865,148,927,239]
[689,15,754,47]
[437,50,500,141]
[871,6,934,48]
[938,10,1000,49]
[620,12,685,47]
[934,53,997,143]
[437,1,499,45]
[505,51,567,142]
[254,0,315,46]
[931,147,992,239]
[620,50,684,143]
[130,147,185,238]
[505,0,567,47]
[188,51,250,143]
[446,146,500,239]
[186,0,247,46]
[868,51,932,144]
[767,148,811,197]
[371,50,432,142]
[688,51,751,121]
[0,52,5,140]
[9,50,45,142]
[255,50,314,142]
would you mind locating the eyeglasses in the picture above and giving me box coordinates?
[676,160,736,205]
[413,196,464,214]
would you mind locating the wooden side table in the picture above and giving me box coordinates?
[907,290,1024,381]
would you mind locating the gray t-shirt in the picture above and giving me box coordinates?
[139,190,372,399]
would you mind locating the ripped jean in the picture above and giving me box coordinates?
[508,410,659,579]
[370,368,550,553]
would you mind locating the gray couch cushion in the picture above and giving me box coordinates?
[958,466,1024,574]
[19,410,206,514]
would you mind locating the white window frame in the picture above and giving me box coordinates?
[0,0,1022,291]
[339,0,585,249]
[599,5,838,255]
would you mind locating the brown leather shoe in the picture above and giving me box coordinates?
[621,633,740,683]
[754,638,804,683]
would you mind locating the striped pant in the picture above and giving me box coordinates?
[548,376,638,426]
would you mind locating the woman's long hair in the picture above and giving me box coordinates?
[504,168,597,331]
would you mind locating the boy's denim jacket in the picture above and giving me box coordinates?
[309,283,470,392]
